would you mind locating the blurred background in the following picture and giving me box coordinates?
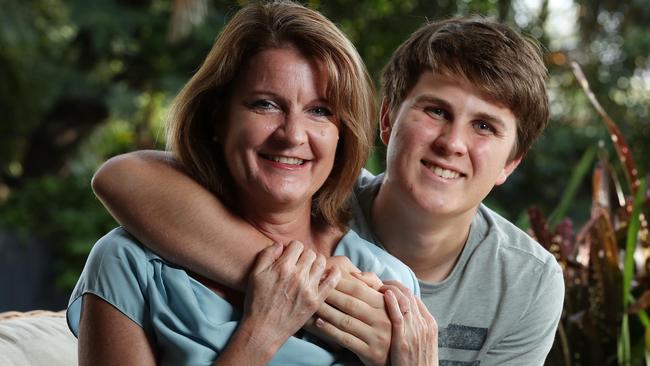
[0,0,648,332]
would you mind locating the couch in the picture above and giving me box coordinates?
[0,310,78,366]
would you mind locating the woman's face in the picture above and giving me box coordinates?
[222,47,339,214]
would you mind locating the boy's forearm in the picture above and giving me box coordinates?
[92,150,274,290]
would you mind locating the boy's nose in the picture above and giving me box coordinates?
[433,123,468,156]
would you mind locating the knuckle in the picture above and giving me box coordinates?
[375,332,390,348]
[341,314,354,329]
[343,298,358,313]
[315,254,326,267]
[340,333,355,348]
[277,263,294,279]
[303,296,318,310]
[397,339,410,354]
[293,240,304,251]
[369,348,384,363]
[378,317,392,331]
[305,249,317,261]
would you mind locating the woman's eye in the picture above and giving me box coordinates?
[310,106,332,117]
[250,100,276,110]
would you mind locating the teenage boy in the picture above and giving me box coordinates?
[91,17,563,365]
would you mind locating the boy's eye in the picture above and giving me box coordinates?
[425,107,449,119]
[473,121,495,135]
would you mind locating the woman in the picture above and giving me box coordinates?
[67,2,420,365]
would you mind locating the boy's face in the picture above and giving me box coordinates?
[380,71,521,220]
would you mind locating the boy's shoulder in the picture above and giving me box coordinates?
[476,204,560,272]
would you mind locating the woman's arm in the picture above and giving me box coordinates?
[78,294,156,366]
[92,150,274,291]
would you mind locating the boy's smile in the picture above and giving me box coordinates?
[380,71,522,221]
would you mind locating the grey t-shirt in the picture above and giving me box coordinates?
[349,170,564,366]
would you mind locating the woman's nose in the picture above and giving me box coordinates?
[277,112,308,146]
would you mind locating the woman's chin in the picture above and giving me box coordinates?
[246,188,312,210]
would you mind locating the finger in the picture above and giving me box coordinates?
[317,266,341,299]
[326,255,361,274]
[381,280,414,297]
[252,242,283,274]
[316,301,371,336]
[323,287,376,323]
[276,240,304,268]
[384,289,405,326]
[350,271,383,290]
[381,284,410,314]
[296,248,317,275]
[313,316,369,355]
[415,296,437,325]
[309,253,327,280]
[334,274,384,308]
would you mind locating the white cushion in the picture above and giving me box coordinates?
[0,312,77,366]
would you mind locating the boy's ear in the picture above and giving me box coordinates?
[495,155,522,186]
[379,98,393,146]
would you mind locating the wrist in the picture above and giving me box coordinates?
[233,317,283,361]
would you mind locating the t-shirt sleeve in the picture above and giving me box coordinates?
[66,228,150,337]
[482,259,565,366]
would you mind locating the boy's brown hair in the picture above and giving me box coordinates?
[381,17,549,160]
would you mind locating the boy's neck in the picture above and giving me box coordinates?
[371,181,477,283]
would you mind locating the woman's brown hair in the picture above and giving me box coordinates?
[166,1,376,229]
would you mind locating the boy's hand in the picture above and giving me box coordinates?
[382,281,438,366]
[311,271,392,366]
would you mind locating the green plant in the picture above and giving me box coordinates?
[530,63,650,366]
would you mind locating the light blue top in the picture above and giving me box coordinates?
[67,227,419,366]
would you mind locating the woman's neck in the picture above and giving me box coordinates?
[240,201,341,256]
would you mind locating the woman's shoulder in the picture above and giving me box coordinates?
[89,227,160,264]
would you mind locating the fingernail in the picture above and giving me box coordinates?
[315,318,324,327]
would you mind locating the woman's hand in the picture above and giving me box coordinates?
[311,271,392,366]
[382,281,438,366]
[239,241,342,354]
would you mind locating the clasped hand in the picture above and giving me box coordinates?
[313,257,439,366]
[240,241,341,352]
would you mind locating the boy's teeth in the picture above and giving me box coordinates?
[269,156,304,165]
[432,166,459,179]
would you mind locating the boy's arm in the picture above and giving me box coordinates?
[92,150,274,291]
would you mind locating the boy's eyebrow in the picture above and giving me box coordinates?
[413,94,452,110]
[414,94,509,130]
